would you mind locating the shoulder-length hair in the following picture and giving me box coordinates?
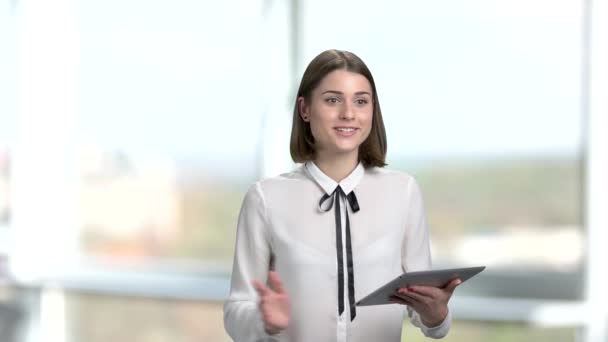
[289,49,387,168]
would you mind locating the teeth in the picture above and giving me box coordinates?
[336,128,355,132]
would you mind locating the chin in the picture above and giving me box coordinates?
[331,145,360,155]
[317,138,363,156]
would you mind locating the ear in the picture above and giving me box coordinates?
[298,96,310,122]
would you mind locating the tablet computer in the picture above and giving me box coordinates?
[356,266,485,306]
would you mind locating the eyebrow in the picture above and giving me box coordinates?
[321,90,372,96]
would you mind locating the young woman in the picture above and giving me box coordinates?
[224,49,460,342]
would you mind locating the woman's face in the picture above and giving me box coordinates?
[299,69,373,159]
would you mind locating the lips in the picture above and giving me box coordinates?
[334,127,359,136]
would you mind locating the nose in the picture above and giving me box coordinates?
[339,102,355,120]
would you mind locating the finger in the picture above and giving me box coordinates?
[396,286,409,295]
[398,288,428,302]
[444,278,462,293]
[268,271,286,294]
[252,280,270,297]
[407,285,441,298]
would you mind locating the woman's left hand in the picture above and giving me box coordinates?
[389,278,461,327]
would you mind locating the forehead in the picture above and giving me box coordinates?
[315,69,372,93]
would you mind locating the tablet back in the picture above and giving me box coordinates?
[356,266,486,306]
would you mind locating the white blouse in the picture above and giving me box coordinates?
[224,161,451,342]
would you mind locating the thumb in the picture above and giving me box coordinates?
[268,271,286,294]
[445,278,462,293]
[252,280,270,297]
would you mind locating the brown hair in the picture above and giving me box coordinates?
[289,49,387,168]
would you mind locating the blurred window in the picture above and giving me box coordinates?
[75,0,267,273]
[0,1,17,258]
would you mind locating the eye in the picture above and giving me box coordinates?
[325,97,340,104]
[355,98,369,105]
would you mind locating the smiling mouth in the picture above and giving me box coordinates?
[334,127,358,132]
[334,127,359,137]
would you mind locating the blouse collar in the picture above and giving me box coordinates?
[304,160,365,195]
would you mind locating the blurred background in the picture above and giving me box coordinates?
[0,0,607,341]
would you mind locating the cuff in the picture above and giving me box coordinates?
[418,309,452,339]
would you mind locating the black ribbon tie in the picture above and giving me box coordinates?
[319,186,359,321]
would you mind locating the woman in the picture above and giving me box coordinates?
[224,49,460,341]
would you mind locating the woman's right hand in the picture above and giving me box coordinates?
[252,271,290,335]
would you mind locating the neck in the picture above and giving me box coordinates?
[314,150,360,183]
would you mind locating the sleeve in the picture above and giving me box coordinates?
[223,182,281,342]
[401,177,452,339]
